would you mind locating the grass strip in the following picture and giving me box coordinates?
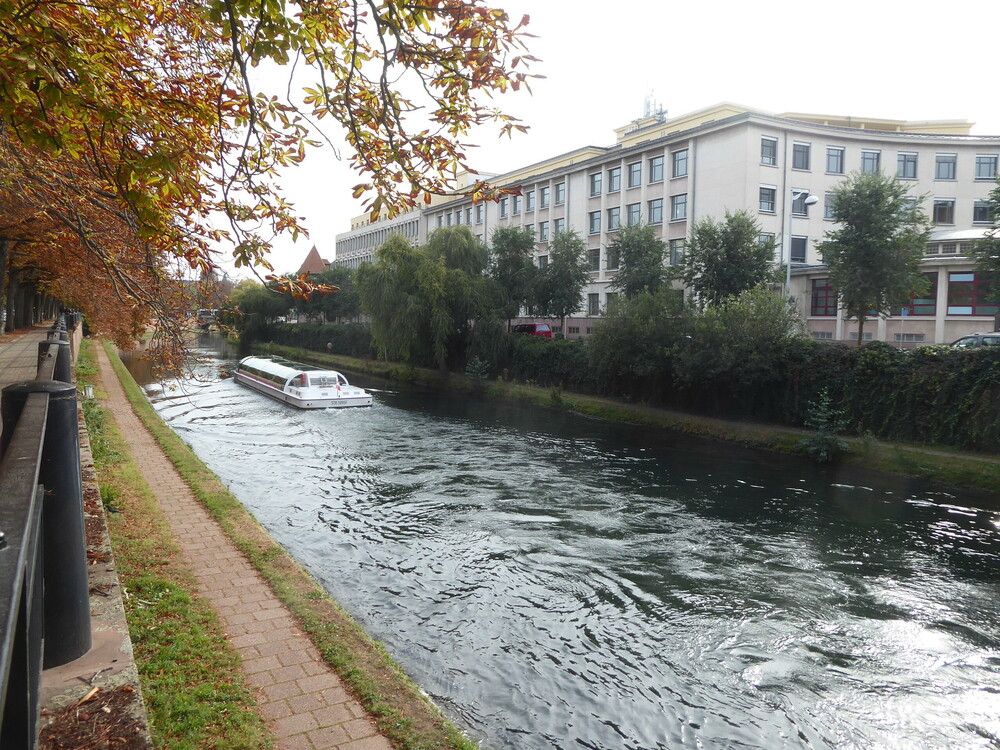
[101,340,478,750]
[77,341,274,749]
[259,342,1000,497]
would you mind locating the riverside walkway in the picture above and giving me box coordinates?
[0,325,393,749]
[92,343,393,749]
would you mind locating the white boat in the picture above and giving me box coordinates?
[234,355,373,409]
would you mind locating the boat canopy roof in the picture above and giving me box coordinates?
[238,355,345,380]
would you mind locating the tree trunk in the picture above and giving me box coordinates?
[0,238,7,333]
[857,315,866,345]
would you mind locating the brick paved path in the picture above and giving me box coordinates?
[94,344,392,750]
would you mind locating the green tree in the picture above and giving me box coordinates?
[607,223,668,298]
[672,287,808,411]
[357,235,449,368]
[230,282,293,340]
[357,228,498,370]
[489,225,538,327]
[587,289,685,400]
[300,266,360,323]
[818,171,930,344]
[424,227,498,367]
[677,209,776,307]
[970,177,1000,305]
[533,230,590,333]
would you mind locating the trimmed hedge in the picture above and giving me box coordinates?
[247,322,376,359]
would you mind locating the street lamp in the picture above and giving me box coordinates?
[784,189,819,298]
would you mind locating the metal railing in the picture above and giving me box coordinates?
[0,316,90,747]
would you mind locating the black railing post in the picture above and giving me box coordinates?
[36,341,71,385]
[1,382,91,667]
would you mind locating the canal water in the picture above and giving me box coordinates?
[125,335,1000,750]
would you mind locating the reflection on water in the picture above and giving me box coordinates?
[132,334,1000,750]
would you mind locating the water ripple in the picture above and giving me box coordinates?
[137,337,1000,750]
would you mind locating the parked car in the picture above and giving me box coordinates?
[512,323,553,339]
[950,332,1000,348]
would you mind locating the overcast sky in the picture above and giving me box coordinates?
[254,0,1000,276]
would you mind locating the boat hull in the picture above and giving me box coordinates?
[233,371,373,409]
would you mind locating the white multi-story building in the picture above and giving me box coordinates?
[334,103,1000,344]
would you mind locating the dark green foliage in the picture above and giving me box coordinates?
[799,388,849,463]
[489,225,538,326]
[299,266,361,323]
[819,171,930,342]
[250,322,376,359]
[676,209,776,307]
[606,223,668,298]
[970,177,1000,303]
[227,282,294,340]
[586,289,684,401]
[506,335,595,392]
[357,228,500,370]
[531,230,590,329]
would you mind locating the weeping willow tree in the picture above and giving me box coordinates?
[358,227,501,371]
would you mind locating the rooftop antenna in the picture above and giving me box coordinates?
[644,91,666,121]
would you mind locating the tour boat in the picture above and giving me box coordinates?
[234,355,373,409]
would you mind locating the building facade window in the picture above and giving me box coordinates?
[935,153,957,180]
[555,182,566,205]
[589,173,602,196]
[512,195,521,215]
[790,236,807,263]
[627,203,641,226]
[792,142,811,170]
[669,239,685,266]
[826,146,845,174]
[538,255,548,269]
[672,149,689,178]
[465,207,472,224]
[648,197,663,224]
[607,207,621,231]
[588,248,601,271]
[975,155,998,180]
[525,191,535,212]
[649,155,664,183]
[974,200,993,224]
[446,212,453,225]
[948,272,998,315]
[670,194,688,221]
[500,197,508,218]
[588,211,601,234]
[538,221,549,241]
[587,293,600,316]
[811,278,837,316]
[761,137,778,166]
[539,186,550,208]
[475,204,484,223]
[897,152,918,179]
[893,273,937,316]
[607,245,620,270]
[436,215,444,228]
[824,192,836,220]
[933,199,955,224]
[861,150,881,173]
[628,162,642,188]
[608,166,621,193]
[759,187,776,213]
[553,217,565,237]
